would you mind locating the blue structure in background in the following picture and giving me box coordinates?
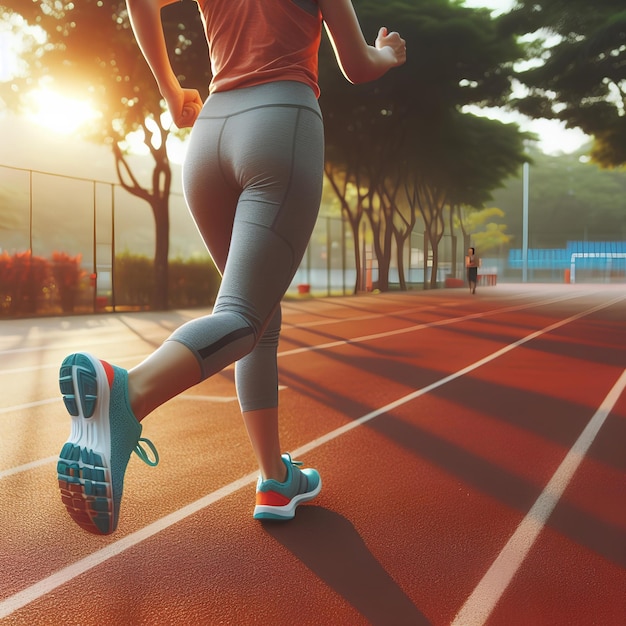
[508,241,626,282]
[509,241,626,269]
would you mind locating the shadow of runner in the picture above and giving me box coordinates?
[262,506,431,626]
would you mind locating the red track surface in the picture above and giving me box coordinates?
[1,284,624,625]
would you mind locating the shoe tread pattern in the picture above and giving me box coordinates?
[57,354,112,534]
[59,353,98,418]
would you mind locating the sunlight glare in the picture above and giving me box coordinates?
[24,88,101,134]
[121,110,189,164]
[0,14,47,81]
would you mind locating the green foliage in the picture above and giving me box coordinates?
[0,250,219,316]
[0,1,209,309]
[112,252,154,308]
[505,0,626,167]
[168,256,220,309]
[491,148,626,248]
[113,251,220,309]
[425,111,530,208]
[320,0,529,289]
[458,207,512,253]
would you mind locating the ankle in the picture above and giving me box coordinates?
[261,457,288,483]
[127,374,147,422]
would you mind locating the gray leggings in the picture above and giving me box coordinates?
[168,81,324,412]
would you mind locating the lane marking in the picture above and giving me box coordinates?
[0,471,258,620]
[0,353,153,375]
[450,369,626,626]
[0,456,58,480]
[0,288,595,366]
[0,391,283,480]
[263,291,612,357]
[178,394,238,403]
[281,304,437,329]
[0,398,58,415]
[288,294,626,454]
[0,295,573,415]
[0,304,431,357]
[0,295,623,617]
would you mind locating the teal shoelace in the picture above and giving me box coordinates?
[134,437,159,467]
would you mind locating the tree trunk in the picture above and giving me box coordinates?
[151,195,170,310]
[395,232,407,290]
[112,123,173,310]
[344,210,362,294]
[449,205,458,279]
[430,236,439,288]
[324,165,365,294]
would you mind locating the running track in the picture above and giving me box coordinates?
[0,284,624,625]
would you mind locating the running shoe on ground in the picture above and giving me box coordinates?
[253,453,321,520]
[57,352,158,535]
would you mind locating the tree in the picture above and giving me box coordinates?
[401,109,527,287]
[491,147,626,249]
[320,0,527,290]
[0,0,210,309]
[457,207,512,254]
[502,0,626,167]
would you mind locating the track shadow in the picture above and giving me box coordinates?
[280,365,626,568]
[369,413,626,570]
[262,506,431,626]
[439,315,626,368]
[115,310,203,349]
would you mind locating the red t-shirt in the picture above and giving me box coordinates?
[196,0,323,97]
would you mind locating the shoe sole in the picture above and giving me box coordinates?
[253,476,322,520]
[57,353,114,535]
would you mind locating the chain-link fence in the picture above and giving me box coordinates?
[0,164,214,315]
[4,163,622,316]
[1,164,449,316]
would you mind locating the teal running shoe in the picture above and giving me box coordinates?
[57,353,158,535]
[253,454,321,520]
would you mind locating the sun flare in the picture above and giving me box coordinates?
[25,88,101,134]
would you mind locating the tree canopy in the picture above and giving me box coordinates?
[0,0,209,308]
[492,147,626,248]
[502,0,626,167]
[320,0,528,289]
[4,0,620,297]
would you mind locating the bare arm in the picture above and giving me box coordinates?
[318,0,406,84]
[125,0,203,128]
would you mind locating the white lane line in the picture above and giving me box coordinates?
[0,397,238,480]
[0,391,284,480]
[0,355,154,415]
[289,295,626,455]
[178,394,238,403]
[0,456,58,480]
[0,471,258,620]
[450,369,626,626]
[0,353,149,376]
[0,295,622,618]
[276,290,597,356]
[281,304,437,329]
[176,386,287,404]
[0,398,58,415]
[0,289,589,368]
[1,292,624,483]
[0,304,429,357]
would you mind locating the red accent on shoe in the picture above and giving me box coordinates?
[256,490,291,507]
[100,360,115,388]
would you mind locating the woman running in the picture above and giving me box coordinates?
[57,0,406,534]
